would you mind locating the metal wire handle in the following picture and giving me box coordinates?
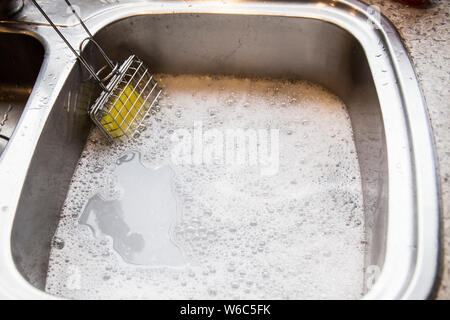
[63,0,116,71]
[79,38,118,83]
[30,0,117,91]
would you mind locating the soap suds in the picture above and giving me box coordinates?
[45,75,365,299]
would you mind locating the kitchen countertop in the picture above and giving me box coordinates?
[362,0,449,299]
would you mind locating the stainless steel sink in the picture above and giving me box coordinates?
[0,31,44,155]
[0,0,441,299]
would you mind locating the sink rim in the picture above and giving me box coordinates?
[0,26,54,299]
[0,0,441,300]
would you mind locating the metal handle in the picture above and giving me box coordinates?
[30,0,115,91]
[64,0,116,70]
[79,38,118,83]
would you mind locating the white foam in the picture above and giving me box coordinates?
[45,75,365,299]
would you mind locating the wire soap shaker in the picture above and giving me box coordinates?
[31,0,162,141]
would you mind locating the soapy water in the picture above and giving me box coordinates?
[45,75,365,299]
[79,152,184,266]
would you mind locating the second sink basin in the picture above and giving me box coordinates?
[0,31,44,155]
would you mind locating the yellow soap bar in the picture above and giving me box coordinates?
[101,85,144,138]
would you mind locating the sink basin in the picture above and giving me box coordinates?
[0,0,441,299]
[0,31,44,155]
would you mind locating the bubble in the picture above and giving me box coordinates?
[93,164,104,173]
[52,237,65,250]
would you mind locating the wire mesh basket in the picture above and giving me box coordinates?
[32,0,162,141]
[89,56,162,140]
